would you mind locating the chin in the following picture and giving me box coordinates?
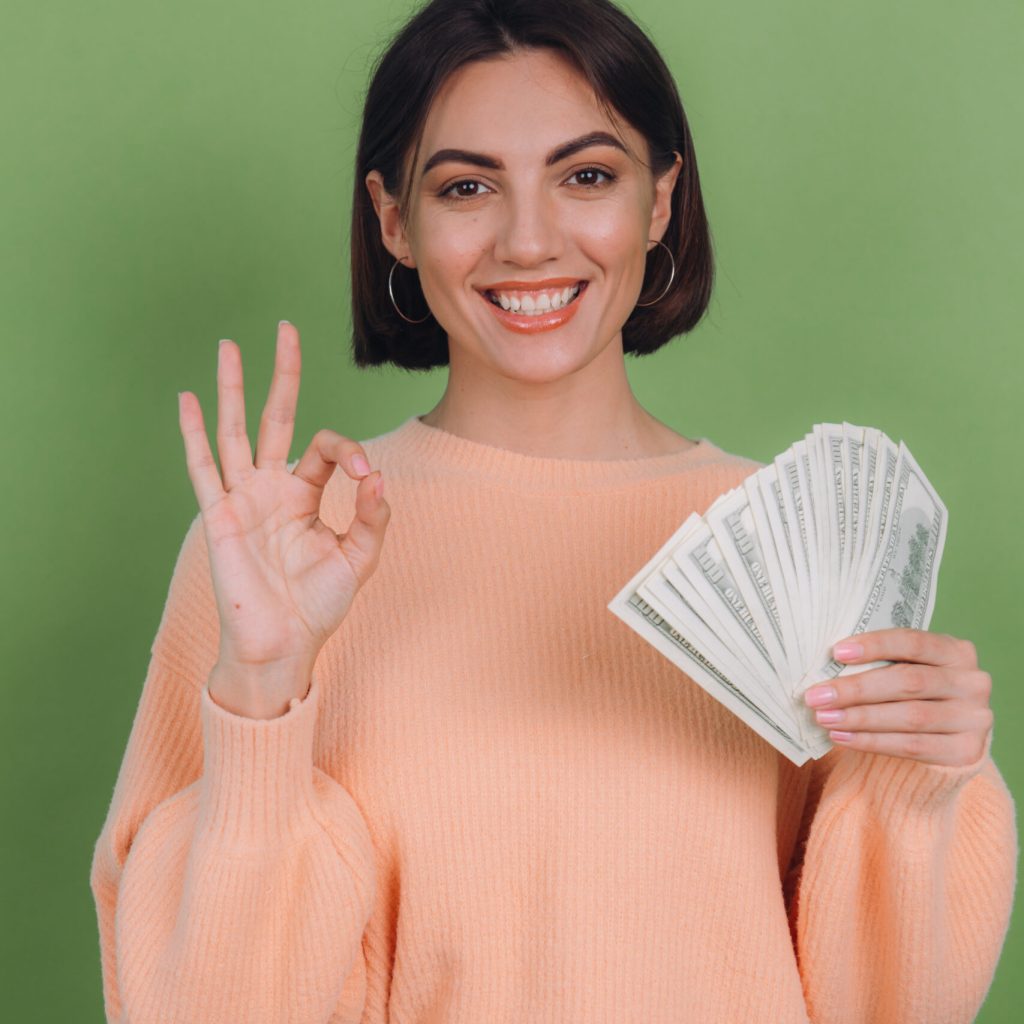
[488,335,608,384]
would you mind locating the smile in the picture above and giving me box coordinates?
[477,280,589,334]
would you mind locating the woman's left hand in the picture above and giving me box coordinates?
[803,628,994,767]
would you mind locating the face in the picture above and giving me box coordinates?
[366,47,681,384]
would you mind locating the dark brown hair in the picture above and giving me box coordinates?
[350,0,714,371]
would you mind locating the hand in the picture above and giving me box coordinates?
[177,321,391,682]
[802,628,994,767]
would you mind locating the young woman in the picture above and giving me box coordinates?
[91,2,1016,1021]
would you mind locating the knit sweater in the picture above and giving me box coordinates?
[90,413,1018,1024]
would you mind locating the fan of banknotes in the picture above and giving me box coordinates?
[608,422,947,766]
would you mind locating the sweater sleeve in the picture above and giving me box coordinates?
[783,728,1018,1024]
[89,513,378,1024]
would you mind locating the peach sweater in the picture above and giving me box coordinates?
[91,414,1018,1023]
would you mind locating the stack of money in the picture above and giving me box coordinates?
[607,423,947,766]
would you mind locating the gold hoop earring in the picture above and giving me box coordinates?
[388,258,433,324]
[635,238,676,307]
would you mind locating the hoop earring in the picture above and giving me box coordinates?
[387,258,433,324]
[635,238,676,307]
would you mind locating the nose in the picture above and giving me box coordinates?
[491,188,564,268]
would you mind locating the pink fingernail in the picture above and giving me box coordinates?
[830,730,854,742]
[833,641,863,661]
[804,685,837,707]
[353,454,370,476]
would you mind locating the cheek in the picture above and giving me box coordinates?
[566,203,646,265]
[416,214,489,293]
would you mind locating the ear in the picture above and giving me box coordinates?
[365,170,416,268]
[647,150,683,246]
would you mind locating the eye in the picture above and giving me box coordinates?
[438,179,494,201]
[567,167,616,188]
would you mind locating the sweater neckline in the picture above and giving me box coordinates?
[379,413,726,493]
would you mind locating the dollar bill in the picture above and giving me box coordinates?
[607,424,946,766]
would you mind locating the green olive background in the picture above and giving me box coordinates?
[1,2,1019,1019]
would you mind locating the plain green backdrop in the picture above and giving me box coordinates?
[2,0,1020,1019]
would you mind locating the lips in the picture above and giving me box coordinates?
[477,280,589,334]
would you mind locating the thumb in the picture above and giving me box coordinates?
[337,470,390,585]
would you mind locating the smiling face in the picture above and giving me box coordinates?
[366,46,681,386]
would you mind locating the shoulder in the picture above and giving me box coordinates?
[694,437,767,488]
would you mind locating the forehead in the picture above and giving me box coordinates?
[415,48,636,172]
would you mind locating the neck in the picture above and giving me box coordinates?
[419,337,695,461]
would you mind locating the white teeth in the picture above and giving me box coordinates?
[487,283,582,315]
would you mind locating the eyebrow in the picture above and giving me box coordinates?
[420,130,629,177]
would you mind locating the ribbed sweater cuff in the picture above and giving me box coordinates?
[848,724,995,820]
[196,667,322,848]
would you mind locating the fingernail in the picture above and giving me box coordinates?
[830,730,854,742]
[278,320,291,327]
[815,709,845,724]
[353,454,370,476]
[804,685,838,708]
[833,641,863,661]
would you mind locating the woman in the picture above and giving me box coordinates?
[90,1,1016,1021]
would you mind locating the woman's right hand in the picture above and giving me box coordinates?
[177,321,391,713]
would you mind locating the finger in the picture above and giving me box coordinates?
[338,470,391,585]
[832,627,976,668]
[254,321,300,471]
[291,428,375,492]
[824,728,987,768]
[812,695,990,734]
[178,390,227,512]
[216,339,255,490]
[805,661,960,710]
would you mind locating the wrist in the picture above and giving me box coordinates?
[208,657,314,720]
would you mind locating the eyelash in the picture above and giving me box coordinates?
[437,167,617,202]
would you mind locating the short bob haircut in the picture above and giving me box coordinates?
[351,0,714,371]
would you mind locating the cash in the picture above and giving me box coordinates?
[607,423,947,766]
